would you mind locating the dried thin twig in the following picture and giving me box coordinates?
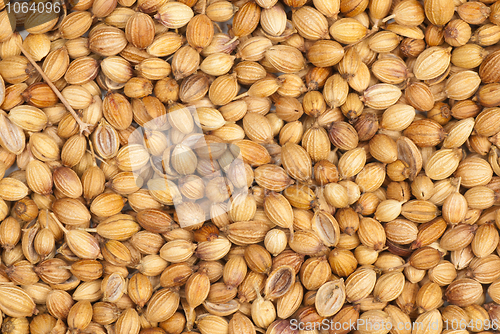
[17,42,92,136]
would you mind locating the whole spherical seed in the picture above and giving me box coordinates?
[231,1,261,40]
[125,12,155,49]
[89,24,128,56]
[292,6,330,40]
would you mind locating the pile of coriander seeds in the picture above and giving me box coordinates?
[1,0,500,333]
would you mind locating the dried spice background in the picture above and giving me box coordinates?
[0,0,500,334]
